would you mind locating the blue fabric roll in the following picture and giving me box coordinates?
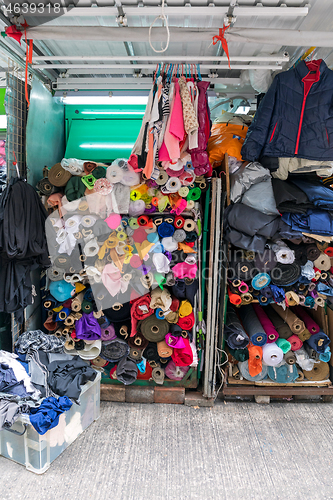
[55,307,71,322]
[147,232,159,243]
[306,331,331,354]
[267,362,298,383]
[239,360,268,381]
[261,286,273,299]
[155,308,165,320]
[238,305,267,346]
[258,295,272,306]
[157,222,175,238]
[224,304,250,350]
[305,296,315,308]
[319,347,331,363]
[317,283,333,296]
[252,273,271,290]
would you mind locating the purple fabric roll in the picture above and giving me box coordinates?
[76,312,101,340]
[101,324,116,341]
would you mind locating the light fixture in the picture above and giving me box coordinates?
[62,95,149,105]
[79,143,135,149]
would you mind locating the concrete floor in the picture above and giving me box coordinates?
[1,400,333,500]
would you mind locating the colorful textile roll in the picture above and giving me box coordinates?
[141,315,169,342]
[100,339,129,362]
[253,303,279,343]
[284,350,296,365]
[306,244,321,262]
[270,262,301,286]
[228,347,249,362]
[271,303,305,335]
[227,287,242,306]
[306,331,331,354]
[238,305,267,346]
[71,292,85,312]
[37,177,54,196]
[267,363,298,383]
[288,334,303,351]
[177,312,195,330]
[157,222,175,238]
[297,328,312,342]
[303,361,330,381]
[248,343,263,377]
[291,305,320,334]
[130,294,154,337]
[276,338,291,354]
[285,291,300,306]
[171,337,193,367]
[313,253,331,271]
[238,360,268,382]
[81,300,93,314]
[252,273,271,290]
[48,162,72,187]
[76,313,101,340]
[157,340,173,358]
[262,342,284,366]
[165,360,190,381]
[224,304,249,350]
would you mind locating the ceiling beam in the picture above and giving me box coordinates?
[32,55,288,63]
[11,5,309,17]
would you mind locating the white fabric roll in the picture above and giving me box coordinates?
[272,240,295,264]
[262,342,284,367]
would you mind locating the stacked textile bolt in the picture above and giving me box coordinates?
[43,206,200,385]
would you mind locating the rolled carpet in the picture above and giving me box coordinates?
[271,303,305,335]
[270,262,301,286]
[238,360,268,381]
[100,339,130,362]
[141,316,169,342]
[253,303,279,343]
[291,305,320,334]
[262,342,284,366]
[303,361,330,381]
[116,356,138,385]
[238,305,267,346]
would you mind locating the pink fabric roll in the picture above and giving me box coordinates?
[288,334,303,351]
[253,303,279,344]
[172,262,197,279]
[291,305,320,334]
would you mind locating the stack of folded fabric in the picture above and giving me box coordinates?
[42,203,200,386]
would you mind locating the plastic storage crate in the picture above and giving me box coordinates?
[0,372,101,474]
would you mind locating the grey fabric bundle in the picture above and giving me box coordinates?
[100,339,130,362]
[116,356,138,385]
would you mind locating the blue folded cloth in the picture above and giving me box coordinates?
[282,210,333,236]
[290,178,333,210]
[305,331,331,354]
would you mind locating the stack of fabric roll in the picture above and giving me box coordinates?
[223,59,333,385]
[43,197,200,385]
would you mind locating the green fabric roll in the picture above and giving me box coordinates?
[276,338,291,354]
[228,347,249,362]
[65,177,86,202]
[81,300,93,314]
[297,327,311,342]
[91,166,107,180]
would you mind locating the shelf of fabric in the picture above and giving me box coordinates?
[101,366,198,388]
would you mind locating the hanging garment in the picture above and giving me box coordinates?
[190,80,212,176]
[0,178,50,321]
[241,60,333,162]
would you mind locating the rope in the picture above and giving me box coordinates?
[148,0,170,53]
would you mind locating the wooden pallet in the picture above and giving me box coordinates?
[222,372,333,403]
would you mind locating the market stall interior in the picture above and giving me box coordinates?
[0,0,332,449]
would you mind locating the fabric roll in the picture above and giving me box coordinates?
[270,262,301,286]
[228,287,242,306]
[101,324,116,341]
[270,284,285,304]
[288,334,303,351]
[37,177,54,196]
[285,291,300,307]
[177,312,195,330]
[297,328,312,342]
[100,339,129,362]
[49,163,72,187]
[76,313,101,340]
[261,287,273,299]
[228,347,249,362]
[47,266,65,282]
[238,305,267,346]
[71,292,85,312]
[54,255,71,269]
[271,303,305,334]
[306,244,321,262]
[319,348,331,363]
[238,360,268,381]
[171,337,193,367]
[224,303,250,350]
[251,273,271,290]
[106,164,124,184]
[267,362,299,383]
[228,258,255,281]
[248,343,263,377]
[116,356,138,385]
[306,331,331,354]
[272,241,295,264]
[141,315,169,342]
[173,229,186,242]
[262,342,284,366]
[276,338,291,354]
[56,307,71,322]
[157,222,175,238]
[78,340,102,360]
[49,281,75,303]
[130,294,154,337]
[284,350,296,365]
[144,342,160,362]
[114,321,131,341]
[314,253,331,271]
[252,303,279,343]
[157,340,173,358]
[128,331,149,350]
[164,360,190,381]
[303,361,330,381]
[294,346,317,371]
[81,300,93,314]
[151,367,165,385]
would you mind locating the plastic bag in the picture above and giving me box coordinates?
[207,123,248,165]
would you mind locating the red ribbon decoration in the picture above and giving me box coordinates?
[212,24,231,69]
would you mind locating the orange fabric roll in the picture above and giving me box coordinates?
[228,287,242,306]
[248,342,263,377]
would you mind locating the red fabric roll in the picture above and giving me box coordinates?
[253,303,279,343]
[178,312,195,330]
[170,297,180,312]
[171,337,193,367]
[288,334,303,351]
[130,293,154,337]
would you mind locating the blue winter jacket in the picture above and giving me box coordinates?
[241,60,333,162]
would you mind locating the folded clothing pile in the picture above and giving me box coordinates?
[225,303,331,383]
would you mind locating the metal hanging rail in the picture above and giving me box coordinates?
[32,55,289,63]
